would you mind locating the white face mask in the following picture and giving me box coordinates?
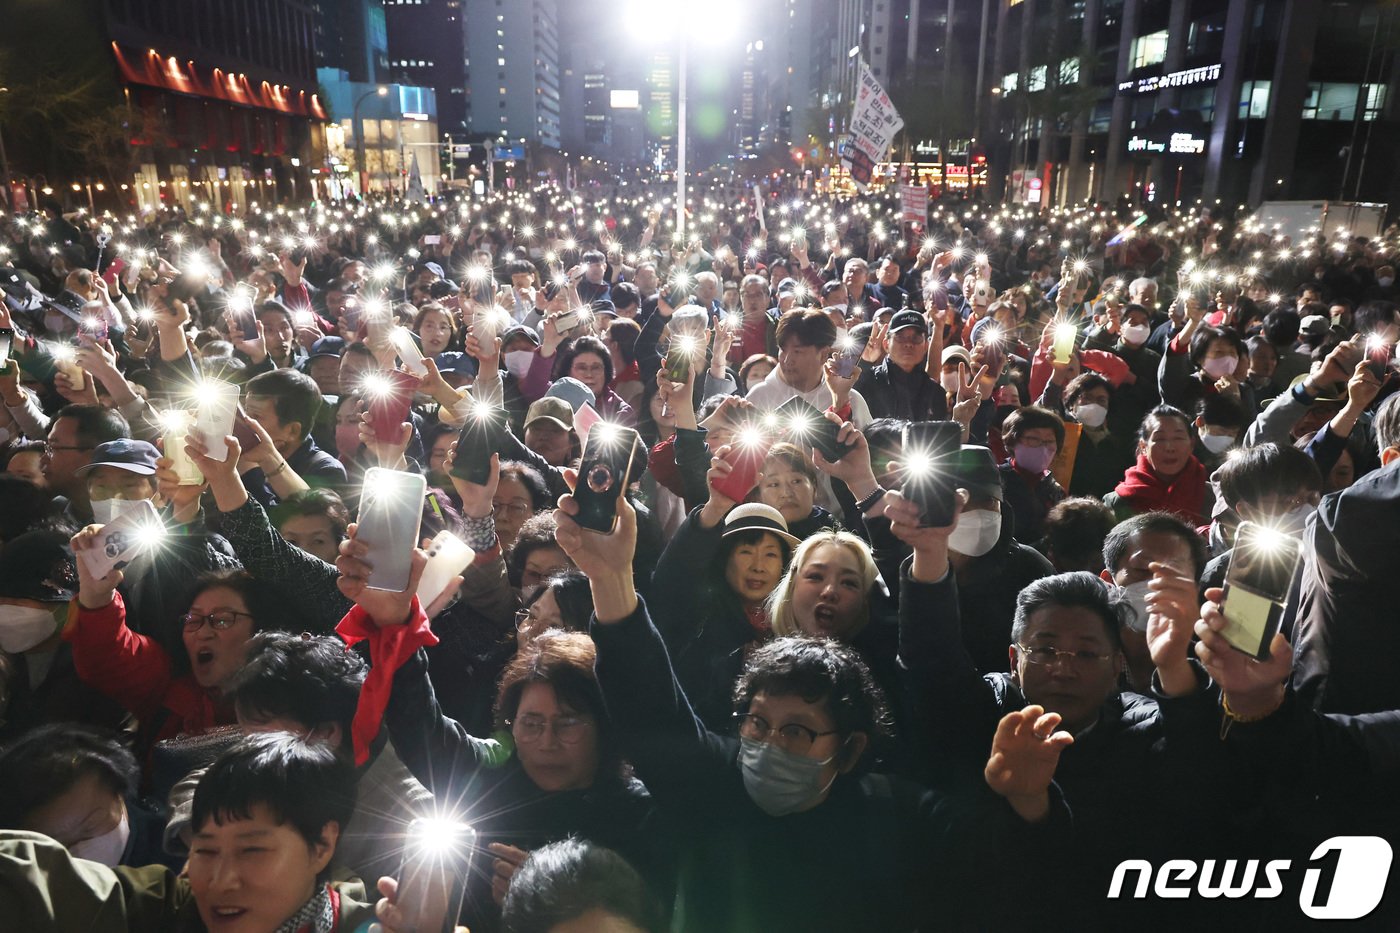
[504,350,536,380]
[1199,432,1236,455]
[940,373,961,397]
[827,303,847,316]
[1074,402,1108,429]
[69,807,129,867]
[948,509,1001,557]
[1379,276,1395,288]
[1118,579,1152,633]
[1121,323,1151,347]
[1277,504,1316,536]
[90,496,152,525]
[0,604,65,653]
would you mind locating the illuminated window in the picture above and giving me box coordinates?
[1130,31,1168,70]
[1237,80,1270,119]
[1027,66,1046,92]
[1001,73,1018,93]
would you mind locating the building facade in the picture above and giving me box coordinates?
[382,0,470,140]
[462,0,561,148]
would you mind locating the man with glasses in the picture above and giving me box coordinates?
[42,403,129,525]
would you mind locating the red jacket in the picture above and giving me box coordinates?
[63,592,233,747]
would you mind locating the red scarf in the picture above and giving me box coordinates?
[609,359,640,390]
[1113,454,1208,526]
[336,597,438,765]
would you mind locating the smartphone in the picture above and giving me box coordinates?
[195,380,241,462]
[449,402,508,486]
[233,406,262,452]
[161,410,204,486]
[166,271,205,304]
[365,370,419,440]
[1220,521,1303,660]
[834,333,866,379]
[712,425,774,503]
[228,301,258,341]
[470,269,496,307]
[423,234,442,246]
[554,308,581,334]
[49,343,85,384]
[472,305,499,347]
[666,279,690,309]
[900,421,962,528]
[1052,321,1078,365]
[573,402,601,441]
[0,327,13,364]
[77,499,164,580]
[390,327,429,377]
[357,467,427,592]
[663,337,694,383]
[416,531,474,609]
[1366,338,1392,380]
[775,395,851,462]
[395,818,475,933]
[81,313,109,343]
[572,423,641,533]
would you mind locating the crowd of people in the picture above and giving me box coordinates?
[0,175,1398,931]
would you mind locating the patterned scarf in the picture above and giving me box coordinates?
[272,884,336,933]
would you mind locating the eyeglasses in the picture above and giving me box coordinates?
[43,442,92,456]
[1016,644,1115,668]
[493,500,533,520]
[514,607,562,635]
[508,715,592,745]
[182,610,255,632]
[736,713,839,755]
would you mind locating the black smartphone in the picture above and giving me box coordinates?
[1220,521,1303,660]
[663,334,697,383]
[450,401,508,486]
[775,395,851,462]
[0,327,13,365]
[573,423,641,534]
[395,818,475,933]
[900,421,962,527]
[166,271,205,304]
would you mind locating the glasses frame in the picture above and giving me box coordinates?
[1015,643,1115,668]
[735,712,839,755]
[182,610,255,632]
[507,714,593,746]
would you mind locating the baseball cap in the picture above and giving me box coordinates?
[0,529,79,603]
[545,376,596,413]
[500,323,541,348]
[75,439,160,476]
[949,446,1004,502]
[524,397,574,431]
[423,261,446,280]
[889,309,929,336]
[308,336,347,360]
[776,278,798,295]
[1299,314,1329,338]
[942,345,972,368]
[591,299,618,319]
[433,351,478,378]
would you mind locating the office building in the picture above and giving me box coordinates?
[463,0,561,148]
[383,0,470,139]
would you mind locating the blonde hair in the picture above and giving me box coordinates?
[767,530,879,639]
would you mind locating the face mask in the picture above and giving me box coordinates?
[739,736,839,817]
[1118,579,1152,633]
[1199,432,1236,455]
[0,603,65,653]
[504,350,536,380]
[827,303,847,316]
[335,424,361,457]
[1121,323,1151,347]
[1380,277,1395,288]
[69,808,129,867]
[948,509,1002,557]
[940,373,961,397]
[1013,443,1055,475]
[1201,355,1238,380]
[1074,402,1108,429]
[1278,504,1316,535]
[90,496,151,525]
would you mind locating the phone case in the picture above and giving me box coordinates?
[365,371,419,440]
[416,531,474,608]
[195,381,240,462]
[162,412,204,486]
[449,403,507,486]
[358,467,427,592]
[0,328,13,364]
[233,407,261,452]
[391,327,429,376]
[573,402,601,442]
[1052,323,1077,365]
[664,343,692,383]
[775,396,850,462]
[713,433,773,503]
[78,499,163,579]
[1220,521,1302,660]
[902,421,962,527]
[573,423,641,533]
[396,819,475,933]
[555,309,581,334]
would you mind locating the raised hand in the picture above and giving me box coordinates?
[71,524,125,610]
[334,522,428,626]
[1142,561,1203,697]
[1193,587,1291,719]
[984,704,1074,822]
[445,445,498,520]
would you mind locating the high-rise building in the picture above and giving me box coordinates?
[463,0,561,148]
[313,0,391,83]
[987,0,1400,207]
[383,0,470,138]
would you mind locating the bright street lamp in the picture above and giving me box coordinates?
[353,85,390,195]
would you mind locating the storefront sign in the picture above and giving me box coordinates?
[1118,63,1222,95]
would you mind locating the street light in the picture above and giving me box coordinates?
[628,1,737,239]
[353,85,389,195]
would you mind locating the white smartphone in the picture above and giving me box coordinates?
[416,531,474,609]
[423,235,442,246]
[554,308,581,334]
[195,381,240,463]
[358,467,427,592]
[473,306,498,347]
[161,410,204,486]
[78,499,164,580]
[390,327,429,376]
[395,818,475,933]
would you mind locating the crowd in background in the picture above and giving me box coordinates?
[0,177,1398,931]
